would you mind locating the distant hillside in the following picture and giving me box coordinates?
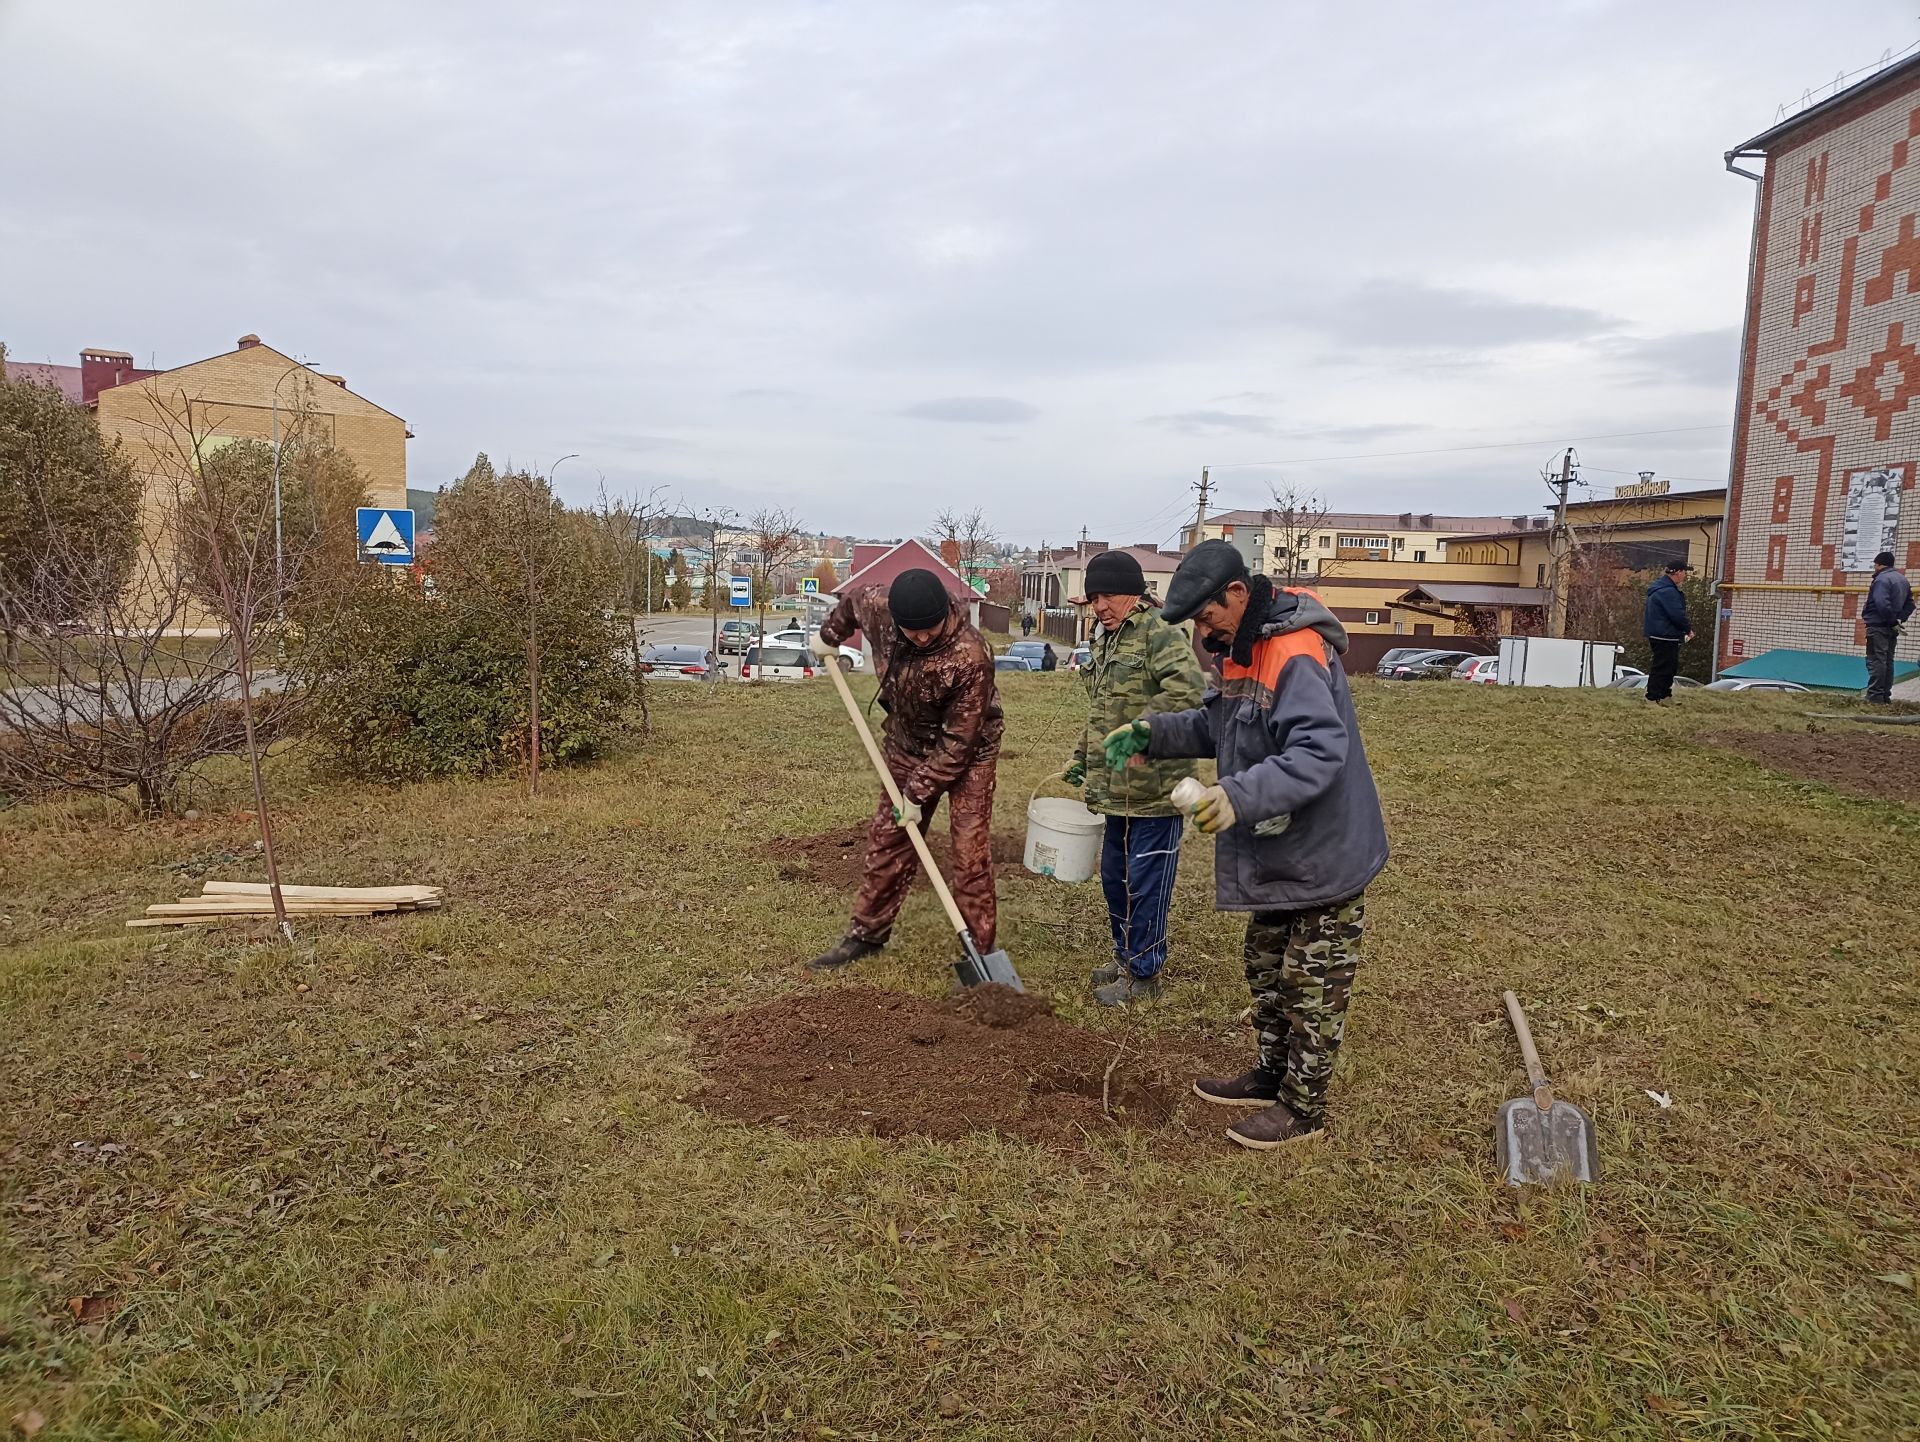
[406,488,438,531]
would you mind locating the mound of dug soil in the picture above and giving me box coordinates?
[778,825,1029,890]
[1711,729,1920,808]
[693,985,1213,1148]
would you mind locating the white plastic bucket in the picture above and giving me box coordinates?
[1024,796,1104,882]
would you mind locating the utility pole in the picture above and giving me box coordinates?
[1190,466,1211,550]
[1547,448,1574,639]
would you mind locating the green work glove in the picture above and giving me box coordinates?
[1102,718,1151,770]
[1062,760,1086,788]
[1191,784,1237,835]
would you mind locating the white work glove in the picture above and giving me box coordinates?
[892,798,924,828]
[809,632,838,661]
[1191,784,1237,835]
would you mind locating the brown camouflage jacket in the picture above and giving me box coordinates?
[821,584,1003,804]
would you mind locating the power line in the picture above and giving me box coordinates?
[1207,423,1733,472]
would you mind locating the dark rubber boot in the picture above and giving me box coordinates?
[1192,1067,1282,1109]
[1090,962,1122,987]
[1093,974,1163,1007]
[1226,1101,1325,1151]
[808,935,882,971]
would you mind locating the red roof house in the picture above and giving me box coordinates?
[831,538,981,646]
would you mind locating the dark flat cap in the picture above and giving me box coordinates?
[1162,539,1248,625]
[1067,549,1146,605]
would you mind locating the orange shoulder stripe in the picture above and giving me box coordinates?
[1221,628,1328,692]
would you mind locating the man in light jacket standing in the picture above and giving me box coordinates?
[1863,549,1914,704]
[1103,541,1389,1151]
[1642,560,1694,703]
[1062,550,1207,1007]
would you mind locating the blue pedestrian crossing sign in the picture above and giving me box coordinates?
[802,577,820,595]
[356,507,416,565]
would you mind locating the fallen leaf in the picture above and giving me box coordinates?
[1497,1222,1528,1242]
[1644,1090,1672,1109]
[1645,1392,1676,1415]
[1502,1297,1526,1324]
[1874,1271,1914,1292]
[937,1393,963,1418]
[12,1410,45,1438]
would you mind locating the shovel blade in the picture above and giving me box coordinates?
[1496,1097,1599,1186]
[952,946,1024,993]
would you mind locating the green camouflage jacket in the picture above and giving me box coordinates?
[1071,601,1207,817]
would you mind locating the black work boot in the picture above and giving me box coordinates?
[1090,961,1122,987]
[808,935,882,971]
[1226,1100,1325,1151]
[1191,1067,1282,1109]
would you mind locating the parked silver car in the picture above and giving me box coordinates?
[638,643,725,682]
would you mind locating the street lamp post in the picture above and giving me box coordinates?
[268,366,306,617]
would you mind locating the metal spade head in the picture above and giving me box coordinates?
[953,933,1024,992]
[1496,1095,1599,1186]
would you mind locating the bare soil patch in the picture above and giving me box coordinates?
[1708,729,1920,807]
[692,984,1218,1149]
[777,824,1029,890]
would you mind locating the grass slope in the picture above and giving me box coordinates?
[2,677,1916,1440]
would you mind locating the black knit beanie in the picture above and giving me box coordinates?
[888,568,951,630]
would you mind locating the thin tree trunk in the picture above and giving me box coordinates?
[527,601,541,798]
[232,618,293,941]
[628,612,650,735]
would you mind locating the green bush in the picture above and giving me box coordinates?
[294,458,633,783]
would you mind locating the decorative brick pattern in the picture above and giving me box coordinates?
[1729,77,1920,666]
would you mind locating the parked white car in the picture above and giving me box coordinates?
[1704,678,1811,693]
[739,643,816,683]
[766,628,864,671]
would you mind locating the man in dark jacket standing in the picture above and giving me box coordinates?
[807,569,1004,971]
[1104,541,1389,1151]
[1062,550,1207,1007]
[1863,549,1915,704]
[1642,560,1694,703]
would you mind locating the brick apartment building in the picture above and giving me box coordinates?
[1722,55,1920,680]
[7,335,410,629]
[7,336,408,506]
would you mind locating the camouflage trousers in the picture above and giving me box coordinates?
[1244,894,1365,1122]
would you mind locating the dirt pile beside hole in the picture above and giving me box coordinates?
[1710,729,1920,807]
[692,985,1215,1148]
[777,825,1029,889]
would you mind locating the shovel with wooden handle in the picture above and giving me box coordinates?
[1495,990,1599,1186]
[822,654,1025,992]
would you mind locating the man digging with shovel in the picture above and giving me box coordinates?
[1103,540,1388,1151]
[806,568,1004,973]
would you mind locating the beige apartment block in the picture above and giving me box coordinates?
[89,334,409,632]
[96,334,408,510]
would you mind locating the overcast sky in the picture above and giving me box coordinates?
[2,1,1915,544]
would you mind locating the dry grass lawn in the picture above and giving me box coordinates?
[2,675,1916,1439]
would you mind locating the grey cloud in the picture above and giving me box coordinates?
[1272,422,1434,446]
[1145,410,1275,436]
[589,430,682,453]
[1292,280,1621,350]
[1601,329,1741,388]
[898,396,1038,424]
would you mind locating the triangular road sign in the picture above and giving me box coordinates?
[365,512,410,555]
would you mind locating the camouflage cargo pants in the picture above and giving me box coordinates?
[1244,894,1365,1122]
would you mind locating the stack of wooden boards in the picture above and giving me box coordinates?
[127,881,443,928]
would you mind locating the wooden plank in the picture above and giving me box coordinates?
[200,882,443,902]
[166,896,438,911]
[146,902,388,916]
